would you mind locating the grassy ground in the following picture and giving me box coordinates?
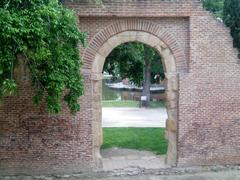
[102,100,165,108]
[102,100,139,107]
[149,101,165,108]
[101,128,168,155]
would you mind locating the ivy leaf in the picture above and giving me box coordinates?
[1,79,17,96]
[0,0,85,114]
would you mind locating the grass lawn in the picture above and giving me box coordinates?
[102,100,165,108]
[101,128,168,155]
[149,101,165,108]
[102,100,139,107]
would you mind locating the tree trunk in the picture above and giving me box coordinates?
[142,46,151,107]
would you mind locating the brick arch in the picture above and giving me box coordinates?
[85,23,180,166]
[91,31,177,76]
[83,19,188,73]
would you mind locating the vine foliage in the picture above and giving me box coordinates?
[0,0,86,114]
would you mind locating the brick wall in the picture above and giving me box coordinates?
[0,0,239,175]
[178,14,240,165]
[0,69,95,175]
[65,0,203,17]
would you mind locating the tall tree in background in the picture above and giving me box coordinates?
[104,42,164,107]
[223,0,240,55]
[202,0,224,18]
[141,45,158,107]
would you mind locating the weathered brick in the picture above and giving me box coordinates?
[0,0,239,175]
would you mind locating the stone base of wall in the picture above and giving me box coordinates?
[0,160,94,176]
[178,156,240,167]
[1,165,239,179]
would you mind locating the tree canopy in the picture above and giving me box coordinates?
[0,0,85,114]
[202,0,224,18]
[103,42,164,86]
[223,0,240,55]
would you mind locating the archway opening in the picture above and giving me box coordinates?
[100,42,169,170]
[90,30,178,169]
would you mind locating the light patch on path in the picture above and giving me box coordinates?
[101,148,168,171]
[102,107,167,127]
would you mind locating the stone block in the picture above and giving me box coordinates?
[166,119,177,132]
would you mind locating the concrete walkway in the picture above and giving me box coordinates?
[3,169,239,180]
[101,148,168,171]
[102,107,167,127]
[96,171,240,180]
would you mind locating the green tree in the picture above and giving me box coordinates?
[104,43,144,86]
[223,0,240,55]
[0,0,85,114]
[202,0,224,18]
[104,42,164,107]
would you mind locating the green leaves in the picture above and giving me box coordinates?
[104,42,164,86]
[0,0,85,114]
[202,0,224,18]
[1,79,17,98]
[223,0,240,55]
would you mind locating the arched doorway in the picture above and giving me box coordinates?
[84,21,185,166]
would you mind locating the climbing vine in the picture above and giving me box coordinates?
[0,0,86,114]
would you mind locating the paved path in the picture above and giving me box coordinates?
[3,170,240,180]
[101,148,168,171]
[97,171,240,180]
[102,107,167,127]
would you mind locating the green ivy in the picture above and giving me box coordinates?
[0,0,85,114]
